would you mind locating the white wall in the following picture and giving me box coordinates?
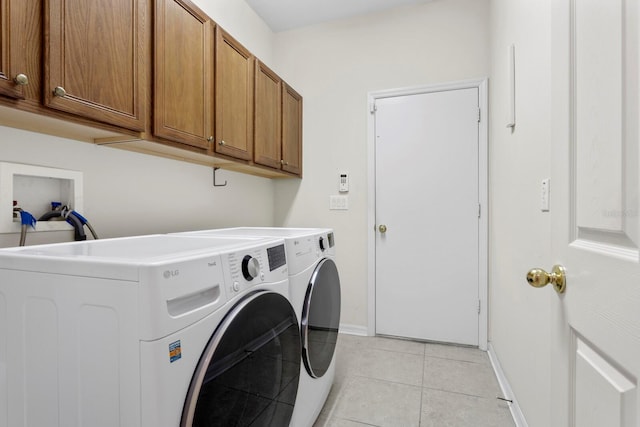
[272,0,490,328]
[0,0,278,249]
[488,0,552,425]
[193,0,275,65]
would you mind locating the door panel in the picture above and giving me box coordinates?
[45,0,147,131]
[254,60,282,169]
[301,258,341,379]
[551,0,640,425]
[154,0,214,149]
[214,28,253,161]
[181,292,300,427]
[282,83,303,176]
[375,88,479,346]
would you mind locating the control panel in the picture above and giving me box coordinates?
[223,242,288,296]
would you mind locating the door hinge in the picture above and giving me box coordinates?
[370,102,377,114]
[478,203,481,218]
[478,299,481,314]
[477,108,481,123]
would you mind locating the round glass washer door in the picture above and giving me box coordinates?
[301,258,341,378]
[181,291,301,427]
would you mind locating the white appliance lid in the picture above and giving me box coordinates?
[1,234,275,262]
[181,227,331,238]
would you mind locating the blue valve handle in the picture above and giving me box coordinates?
[19,210,37,229]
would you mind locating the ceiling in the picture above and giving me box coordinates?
[245,0,433,32]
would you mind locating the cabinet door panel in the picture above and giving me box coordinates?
[282,83,302,176]
[45,0,147,131]
[215,27,253,161]
[0,0,39,99]
[154,0,213,149]
[254,60,281,169]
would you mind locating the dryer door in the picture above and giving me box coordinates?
[181,291,300,427]
[301,258,341,378]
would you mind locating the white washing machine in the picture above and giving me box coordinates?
[177,228,341,427]
[0,234,301,427]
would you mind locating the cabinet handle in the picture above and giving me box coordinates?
[219,140,226,146]
[280,159,285,165]
[207,136,214,142]
[53,86,67,97]
[14,74,28,86]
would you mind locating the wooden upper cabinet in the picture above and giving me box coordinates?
[282,83,302,176]
[44,0,147,131]
[154,0,213,150]
[254,60,282,169]
[215,27,254,161]
[0,0,40,100]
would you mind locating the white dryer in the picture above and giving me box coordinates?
[0,234,300,427]
[177,227,341,427]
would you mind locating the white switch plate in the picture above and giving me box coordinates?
[541,178,550,211]
[330,195,348,210]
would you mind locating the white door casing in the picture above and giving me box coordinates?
[550,0,640,425]
[367,80,488,350]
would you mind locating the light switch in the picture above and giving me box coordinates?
[541,178,550,212]
[330,195,348,210]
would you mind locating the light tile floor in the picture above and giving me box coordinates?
[313,334,515,427]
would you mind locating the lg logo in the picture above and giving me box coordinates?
[163,269,179,279]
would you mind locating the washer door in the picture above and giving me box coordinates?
[181,291,300,427]
[301,258,341,378]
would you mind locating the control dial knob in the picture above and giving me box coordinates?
[242,255,260,281]
[319,236,325,251]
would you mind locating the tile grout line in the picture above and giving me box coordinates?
[418,352,426,427]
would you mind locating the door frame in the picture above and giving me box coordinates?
[366,79,489,350]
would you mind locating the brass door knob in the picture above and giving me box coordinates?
[378,224,387,233]
[526,265,566,294]
[14,73,28,85]
[53,86,67,97]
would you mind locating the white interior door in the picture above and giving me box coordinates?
[374,87,480,346]
[549,0,640,425]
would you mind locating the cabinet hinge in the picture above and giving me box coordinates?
[477,108,481,123]
[370,102,377,114]
[478,203,481,218]
[478,299,481,314]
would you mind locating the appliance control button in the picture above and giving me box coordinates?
[242,255,260,281]
[319,236,325,251]
[232,281,240,292]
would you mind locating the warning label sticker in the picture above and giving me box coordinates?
[169,340,182,363]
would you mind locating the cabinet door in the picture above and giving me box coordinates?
[282,83,302,176]
[254,60,282,169]
[154,0,213,150]
[215,27,253,161]
[0,0,39,99]
[45,0,147,131]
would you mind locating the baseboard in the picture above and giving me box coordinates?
[338,323,368,336]
[487,343,528,427]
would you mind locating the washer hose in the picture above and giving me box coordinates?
[38,210,87,241]
[18,210,37,246]
[68,210,99,240]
